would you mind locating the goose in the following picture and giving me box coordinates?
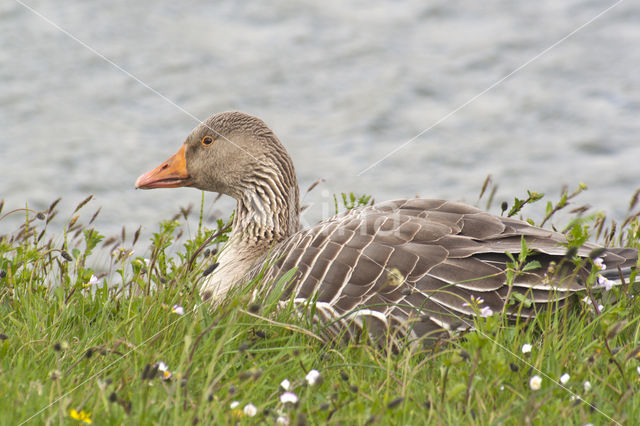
[135,111,638,345]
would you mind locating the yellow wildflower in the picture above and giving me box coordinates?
[69,409,92,424]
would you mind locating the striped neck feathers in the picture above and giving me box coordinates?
[228,148,300,263]
[200,154,299,303]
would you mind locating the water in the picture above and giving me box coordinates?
[2,0,640,244]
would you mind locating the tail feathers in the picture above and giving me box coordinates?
[594,247,638,287]
[600,266,637,286]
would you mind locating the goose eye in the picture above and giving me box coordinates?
[201,136,214,146]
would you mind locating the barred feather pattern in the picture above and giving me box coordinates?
[184,112,637,346]
[247,198,637,344]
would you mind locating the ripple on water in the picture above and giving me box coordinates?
[0,1,639,241]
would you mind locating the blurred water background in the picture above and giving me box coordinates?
[1,0,639,244]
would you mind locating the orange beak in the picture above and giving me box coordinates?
[135,145,193,189]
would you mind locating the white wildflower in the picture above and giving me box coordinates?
[156,361,171,380]
[521,343,532,354]
[582,296,592,305]
[280,392,299,405]
[584,381,592,392]
[529,375,542,390]
[243,403,257,417]
[172,304,184,315]
[637,366,640,376]
[305,369,322,386]
[597,275,614,291]
[276,416,289,425]
[229,401,239,409]
[480,306,494,317]
[112,247,127,257]
[280,379,291,391]
[83,275,99,288]
[593,257,606,271]
[463,295,485,307]
[559,373,570,385]
[597,304,604,312]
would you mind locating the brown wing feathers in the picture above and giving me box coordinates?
[253,198,636,344]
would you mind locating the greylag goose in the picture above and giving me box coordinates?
[135,111,638,345]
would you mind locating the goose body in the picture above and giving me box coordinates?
[136,111,638,345]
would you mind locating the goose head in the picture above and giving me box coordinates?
[136,112,286,196]
[135,111,300,239]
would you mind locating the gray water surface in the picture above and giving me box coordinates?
[1,1,639,243]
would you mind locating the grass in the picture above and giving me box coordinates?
[1,184,640,425]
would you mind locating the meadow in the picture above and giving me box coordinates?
[1,184,640,425]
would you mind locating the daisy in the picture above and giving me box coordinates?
[156,362,171,380]
[529,375,542,390]
[243,403,257,417]
[280,392,299,405]
[305,369,322,386]
[280,379,291,391]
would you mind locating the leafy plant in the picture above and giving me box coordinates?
[0,185,639,425]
